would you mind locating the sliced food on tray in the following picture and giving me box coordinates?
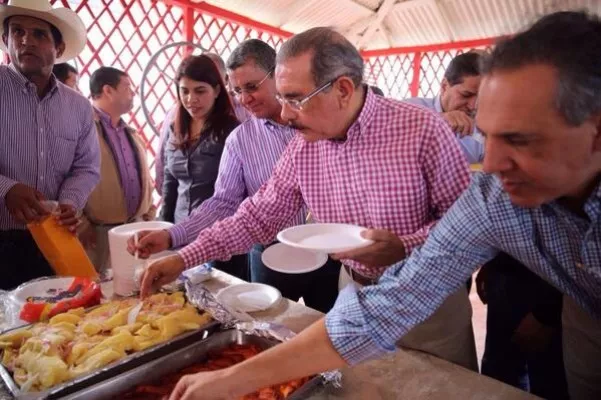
[119,343,311,400]
[0,291,212,392]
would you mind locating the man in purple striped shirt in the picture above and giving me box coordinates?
[0,8,100,289]
[79,66,155,273]
[133,40,340,312]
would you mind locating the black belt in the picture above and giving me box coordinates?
[343,264,377,286]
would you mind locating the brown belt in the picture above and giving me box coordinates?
[343,264,377,286]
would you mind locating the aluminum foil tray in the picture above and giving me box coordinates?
[60,329,324,400]
[0,318,220,400]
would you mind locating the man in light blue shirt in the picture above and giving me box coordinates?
[405,52,485,164]
[410,52,567,398]
[162,12,601,400]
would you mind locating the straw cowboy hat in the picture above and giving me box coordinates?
[0,0,86,63]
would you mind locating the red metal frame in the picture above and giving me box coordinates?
[409,52,422,97]
[0,0,501,201]
[361,37,500,57]
[184,6,195,57]
[158,0,293,39]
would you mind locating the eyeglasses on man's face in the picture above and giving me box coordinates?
[275,77,339,111]
[231,71,272,96]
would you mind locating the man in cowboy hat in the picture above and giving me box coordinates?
[0,0,100,289]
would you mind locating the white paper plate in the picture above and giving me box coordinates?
[261,243,328,274]
[215,283,281,313]
[277,223,373,253]
[13,277,76,305]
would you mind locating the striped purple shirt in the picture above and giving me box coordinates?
[0,65,100,230]
[168,118,306,248]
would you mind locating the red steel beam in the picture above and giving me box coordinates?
[409,51,422,97]
[184,6,195,57]
[362,37,501,57]
[157,0,293,38]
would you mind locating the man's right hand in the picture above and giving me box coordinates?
[442,110,475,137]
[140,254,185,298]
[5,184,49,224]
[126,229,171,259]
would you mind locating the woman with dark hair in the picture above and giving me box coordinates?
[160,55,247,278]
[160,54,238,223]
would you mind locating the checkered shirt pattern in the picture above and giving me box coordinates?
[179,89,470,278]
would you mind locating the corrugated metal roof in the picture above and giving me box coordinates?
[204,0,297,28]
[280,0,373,33]
[203,0,601,51]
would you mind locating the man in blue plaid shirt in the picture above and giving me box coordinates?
[166,11,601,400]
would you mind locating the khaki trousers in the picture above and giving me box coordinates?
[562,295,601,400]
[339,266,478,371]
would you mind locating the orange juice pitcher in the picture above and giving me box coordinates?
[27,203,98,279]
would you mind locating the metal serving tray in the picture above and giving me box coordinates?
[61,329,324,400]
[0,318,220,400]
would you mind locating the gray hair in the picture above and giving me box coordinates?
[226,39,276,73]
[482,11,601,126]
[276,27,364,87]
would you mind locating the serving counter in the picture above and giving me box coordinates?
[0,269,538,399]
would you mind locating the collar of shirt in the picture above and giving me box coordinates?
[94,106,124,129]
[544,178,601,221]
[8,63,59,98]
[343,88,378,142]
[261,118,297,135]
[590,181,601,215]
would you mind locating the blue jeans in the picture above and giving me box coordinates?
[249,243,340,313]
[481,254,568,399]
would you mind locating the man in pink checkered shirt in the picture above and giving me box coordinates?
[138,27,477,370]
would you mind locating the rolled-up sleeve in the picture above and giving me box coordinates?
[0,175,18,199]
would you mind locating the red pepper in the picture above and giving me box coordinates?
[47,281,102,318]
[19,303,50,323]
[66,277,92,292]
[19,278,102,322]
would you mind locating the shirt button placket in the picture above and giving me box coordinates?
[37,109,46,188]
